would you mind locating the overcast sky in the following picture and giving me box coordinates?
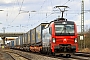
[0,0,89,33]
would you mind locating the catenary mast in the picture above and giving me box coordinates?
[81,0,85,49]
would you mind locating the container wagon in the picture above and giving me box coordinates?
[23,33,29,51]
[25,30,31,51]
[30,23,49,52]
[15,37,20,49]
[19,35,23,50]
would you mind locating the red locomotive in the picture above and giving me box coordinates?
[41,18,78,57]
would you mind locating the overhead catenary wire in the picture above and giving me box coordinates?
[62,0,70,6]
[39,0,47,11]
[10,0,24,24]
[5,0,19,26]
[5,0,25,27]
[36,0,72,22]
[29,0,67,27]
[4,0,25,32]
[26,0,48,27]
[28,0,56,27]
[19,0,24,13]
[27,0,71,27]
[27,0,47,19]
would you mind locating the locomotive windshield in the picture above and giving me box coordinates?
[55,24,74,36]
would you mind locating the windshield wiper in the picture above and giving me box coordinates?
[60,27,65,35]
[66,30,70,35]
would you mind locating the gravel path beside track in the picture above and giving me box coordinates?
[0,50,14,60]
[7,52,28,60]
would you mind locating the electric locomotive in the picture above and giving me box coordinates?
[42,18,78,57]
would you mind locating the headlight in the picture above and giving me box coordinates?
[74,38,77,43]
[52,38,55,43]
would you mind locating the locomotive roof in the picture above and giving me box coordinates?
[50,18,74,24]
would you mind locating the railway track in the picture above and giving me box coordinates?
[12,49,90,60]
[5,52,15,60]
[74,52,90,57]
[3,49,90,60]
[0,50,15,60]
[3,50,31,60]
[39,53,90,60]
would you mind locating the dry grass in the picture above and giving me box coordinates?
[79,48,90,53]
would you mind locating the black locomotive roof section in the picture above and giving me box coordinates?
[54,18,74,24]
[50,18,65,23]
[54,18,67,22]
[54,21,74,25]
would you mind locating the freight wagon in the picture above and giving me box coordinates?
[30,23,49,52]
[20,31,31,51]
[23,33,30,51]
[15,37,21,49]
[24,31,31,51]
[19,35,23,50]
[27,30,31,44]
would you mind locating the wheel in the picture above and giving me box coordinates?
[47,47,51,55]
[40,48,43,54]
[60,54,63,57]
[66,54,71,57]
[52,52,55,56]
